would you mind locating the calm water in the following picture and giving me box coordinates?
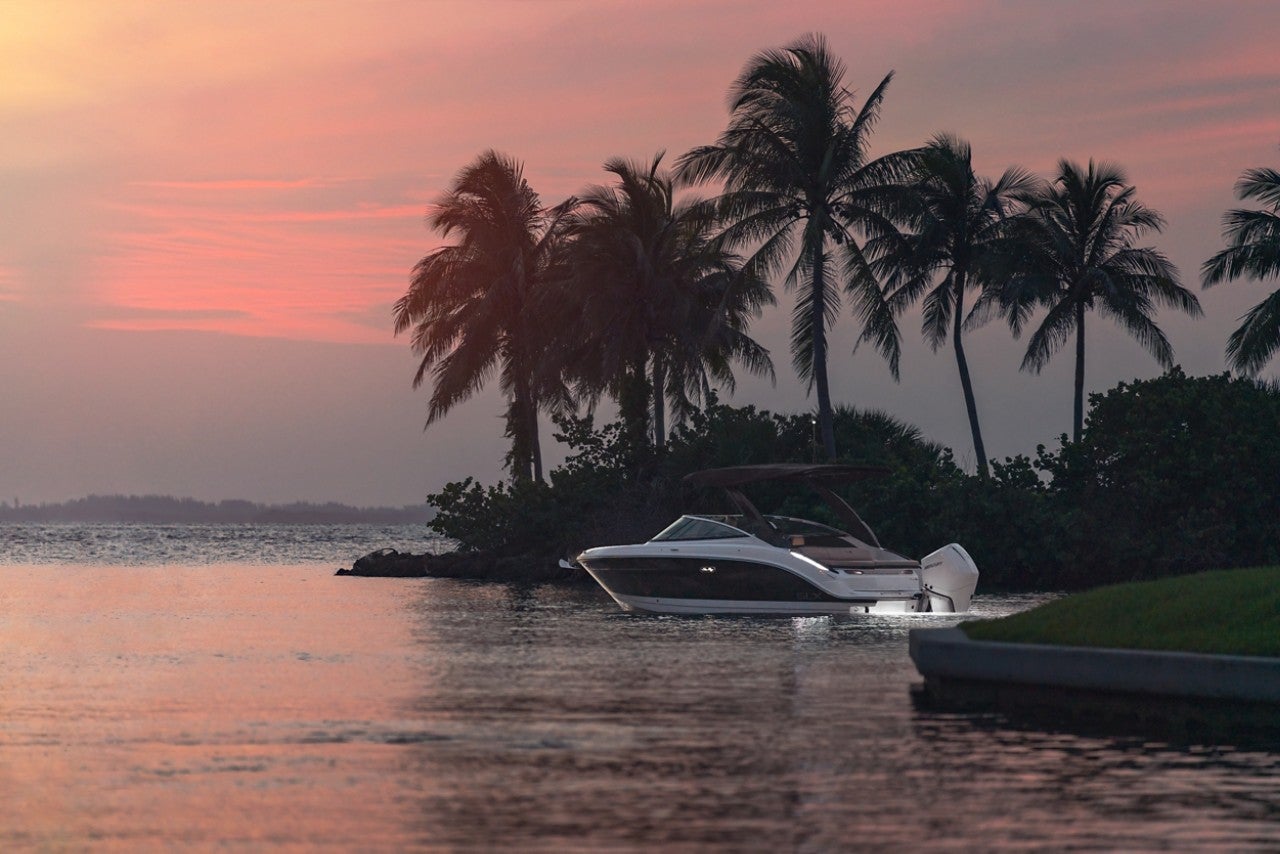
[1,525,1277,850]
[0,522,449,566]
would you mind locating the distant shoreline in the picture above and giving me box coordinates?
[0,494,434,525]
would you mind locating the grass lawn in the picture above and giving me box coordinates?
[962,566,1280,658]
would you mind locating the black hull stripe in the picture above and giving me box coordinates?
[582,556,857,603]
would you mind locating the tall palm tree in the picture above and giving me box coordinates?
[562,153,774,450]
[393,150,573,482]
[874,133,1039,478]
[1003,159,1202,442]
[1201,162,1280,375]
[676,33,916,460]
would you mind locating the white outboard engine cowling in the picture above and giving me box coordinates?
[919,543,979,613]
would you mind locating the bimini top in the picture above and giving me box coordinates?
[683,463,890,488]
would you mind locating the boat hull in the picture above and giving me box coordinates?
[579,554,923,616]
[603,592,921,616]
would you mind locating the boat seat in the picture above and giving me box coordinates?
[789,534,853,548]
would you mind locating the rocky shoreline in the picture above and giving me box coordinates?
[335,547,592,584]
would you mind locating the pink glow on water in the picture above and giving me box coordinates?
[0,565,428,848]
[0,563,1274,849]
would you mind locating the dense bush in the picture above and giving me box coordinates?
[428,415,672,559]
[1036,368,1280,586]
[428,370,1280,591]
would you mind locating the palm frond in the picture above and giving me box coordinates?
[1236,167,1280,207]
[845,71,894,161]
[919,279,953,351]
[1226,288,1280,376]
[1097,291,1174,367]
[1202,209,1280,286]
[842,239,901,378]
[1021,295,1078,373]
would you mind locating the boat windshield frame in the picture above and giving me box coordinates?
[649,515,752,542]
[764,515,850,538]
[681,464,885,548]
[648,513,857,545]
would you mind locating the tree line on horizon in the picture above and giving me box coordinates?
[0,494,434,525]
[395,34,1280,483]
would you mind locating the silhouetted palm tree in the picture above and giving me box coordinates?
[875,134,1039,478]
[1003,159,1201,442]
[1201,162,1280,375]
[676,33,916,460]
[563,153,774,450]
[393,151,573,482]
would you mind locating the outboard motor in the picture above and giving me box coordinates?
[919,544,979,613]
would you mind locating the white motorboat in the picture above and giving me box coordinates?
[575,464,979,616]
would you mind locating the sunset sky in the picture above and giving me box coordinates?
[2,0,1278,506]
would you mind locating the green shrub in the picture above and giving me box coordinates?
[1038,368,1280,586]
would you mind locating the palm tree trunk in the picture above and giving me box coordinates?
[618,358,650,450]
[528,399,543,483]
[952,274,988,478]
[1073,301,1086,443]
[509,373,539,483]
[651,358,666,451]
[811,242,837,460]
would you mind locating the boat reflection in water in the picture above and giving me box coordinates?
[575,464,979,616]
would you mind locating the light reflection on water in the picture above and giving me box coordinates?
[0,522,448,565]
[0,560,1275,850]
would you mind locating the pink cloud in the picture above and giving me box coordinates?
[110,200,424,224]
[0,264,21,302]
[133,178,363,191]
[90,178,426,343]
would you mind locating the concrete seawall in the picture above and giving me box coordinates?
[910,627,1280,703]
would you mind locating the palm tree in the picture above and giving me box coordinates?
[562,153,774,450]
[1003,159,1202,443]
[392,150,573,482]
[676,33,916,460]
[1201,161,1280,375]
[874,133,1039,478]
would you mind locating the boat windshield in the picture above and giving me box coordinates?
[765,516,850,538]
[650,516,750,542]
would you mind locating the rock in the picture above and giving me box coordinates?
[337,547,428,577]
